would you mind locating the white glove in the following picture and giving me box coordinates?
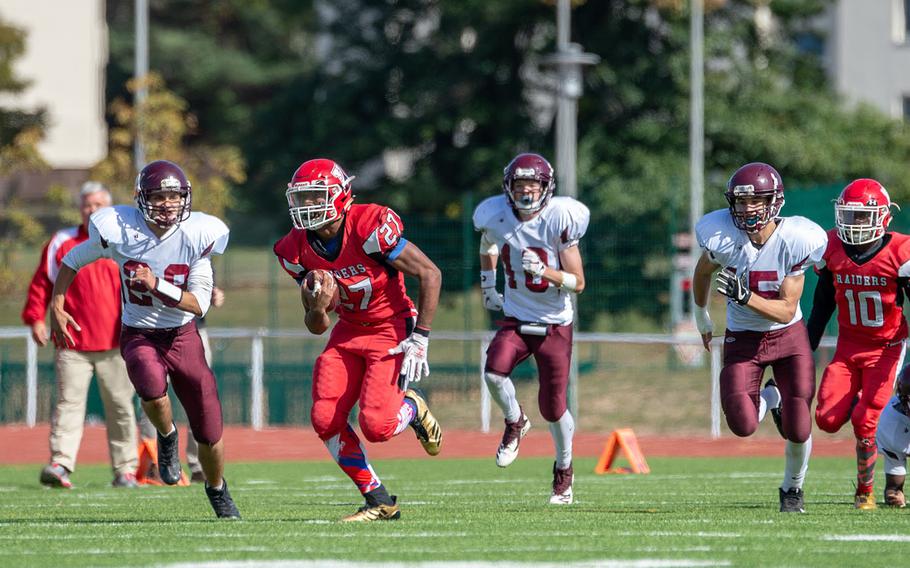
[521,249,546,277]
[389,332,430,384]
[482,287,504,311]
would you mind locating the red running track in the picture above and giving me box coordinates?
[0,424,854,465]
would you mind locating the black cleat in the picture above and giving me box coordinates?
[157,424,183,485]
[779,487,805,513]
[205,480,241,519]
[764,378,785,439]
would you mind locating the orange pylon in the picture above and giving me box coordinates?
[594,428,650,474]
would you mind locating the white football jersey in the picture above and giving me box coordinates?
[696,209,827,332]
[876,397,910,467]
[63,205,229,329]
[473,195,590,325]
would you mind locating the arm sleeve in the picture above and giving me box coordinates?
[61,239,105,271]
[187,257,214,316]
[806,266,836,352]
[20,240,54,324]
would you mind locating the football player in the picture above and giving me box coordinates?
[806,179,910,509]
[875,365,910,508]
[273,158,443,522]
[473,153,589,504]
[692,162,827,513]
[50,160,240,519]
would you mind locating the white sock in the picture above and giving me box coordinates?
[782,435,812,492]
[548,410,575,469]
[484,372,521,423]
[758,397,768,423]
[759,383,781,423]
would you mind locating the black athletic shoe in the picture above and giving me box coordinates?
[764,378,785,439]
[779,487,805,513]
[205,480,241,519]
[157,424,183,485]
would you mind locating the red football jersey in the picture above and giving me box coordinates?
[821,229,910,346]
[273,203,416,325]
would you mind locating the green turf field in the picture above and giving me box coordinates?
[2,456,909,567]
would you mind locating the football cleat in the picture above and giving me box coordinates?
[406,388,442,456]
[884,488,906,508]
[111,472,138,488]
[779,487,805,513]
[341,495,401,522]
[205,480,241,519]
[763,378,785,439]
[854,490,877,510]
[549,462,574,505]
[39,463,73,489]
[496,410,531,468]
[157,423,183,485]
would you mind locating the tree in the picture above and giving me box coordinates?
[90,73,245,220]
[0,15,49,295]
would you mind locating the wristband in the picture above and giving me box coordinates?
[155,277,183,303]
[413,326,431,338]
[559,272,578,292]
[693,305,713,334]
[480,270,496,289]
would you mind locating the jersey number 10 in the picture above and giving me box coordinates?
[501,244,549,293]
[844,289,884,328]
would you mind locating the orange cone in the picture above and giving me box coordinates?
[594,428,650,474]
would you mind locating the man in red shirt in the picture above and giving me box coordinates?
[807,179,910,509]
[274,158,443,522]
[21,182,138,488]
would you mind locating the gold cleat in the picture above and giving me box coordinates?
[854,491,877,510]
[340,496,401,522]
[406,388,442,456]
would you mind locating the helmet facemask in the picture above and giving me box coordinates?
[835,203,889,245]
[287,182,344,230]
[137,182,191,229]
[508,177,548,213]
[725,188,784,234]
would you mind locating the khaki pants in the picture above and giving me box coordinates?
[50,348,138,475]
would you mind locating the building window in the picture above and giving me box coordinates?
[893,0,910,43]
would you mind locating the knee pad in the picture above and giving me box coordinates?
[484,371,510,387]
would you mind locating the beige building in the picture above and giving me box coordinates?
[0,0,108,168]
[825,0,910,121]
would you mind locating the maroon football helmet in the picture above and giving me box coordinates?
[724,162,785,233]
[135,160,192,228]
[898,365,910,415]
[502,153,555,214]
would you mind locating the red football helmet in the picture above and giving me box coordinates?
[286,159,355,230]
[502,153,555,214]
[835,179,899,245]
[135,160,192,228]
[724,162,785,233]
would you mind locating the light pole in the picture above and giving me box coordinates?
[689,0,705,310]
[134,0,148,171]
[541,0,599,417]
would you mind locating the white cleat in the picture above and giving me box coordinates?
[549,462,574,505]
[496,411,531,468]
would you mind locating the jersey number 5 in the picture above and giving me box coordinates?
[122,261,190,306]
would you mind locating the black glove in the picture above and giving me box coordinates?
[716,267,752,306]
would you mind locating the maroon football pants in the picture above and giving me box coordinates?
[484,320,573,422]
[721,321,816,442]
[120,321,224,445]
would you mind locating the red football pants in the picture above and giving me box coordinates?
[311,318,407,443]
[816,340,905,439]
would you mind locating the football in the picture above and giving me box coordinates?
[303,269,340,310]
